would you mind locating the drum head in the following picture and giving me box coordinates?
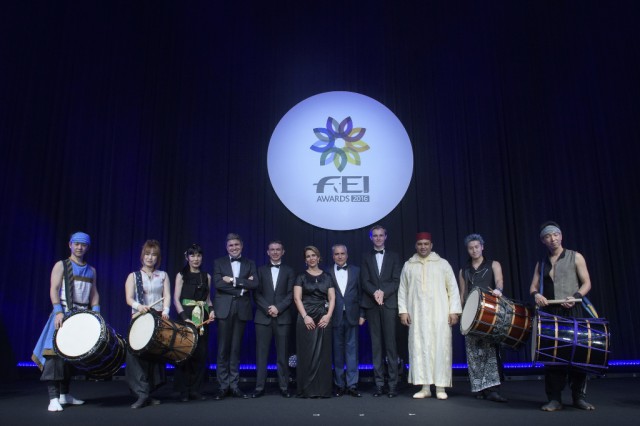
[460,288,481,334]
[55,311,102,357]
[128,312,155,351]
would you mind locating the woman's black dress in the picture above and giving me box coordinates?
[174,270,210,395]
[295,271,333,398]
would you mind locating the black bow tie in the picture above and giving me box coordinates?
[270,264,280,268]
[374,249,384,255]
[336,265,348,271]
[230,257,241,262]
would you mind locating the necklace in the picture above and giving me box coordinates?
[467,258,488,287]
[141,268,154,280]
[307,269,322,283]
[195,271,204,289]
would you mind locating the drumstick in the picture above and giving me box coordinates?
[147,297,165,309]
[131,297,165,319]
[546,298,582,305]
[197,318,215,329]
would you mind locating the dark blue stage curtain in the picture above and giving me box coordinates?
[1,1,639,372]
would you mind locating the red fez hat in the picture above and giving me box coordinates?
[416,232,432,241]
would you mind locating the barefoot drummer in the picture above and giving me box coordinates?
[529,221,595,412]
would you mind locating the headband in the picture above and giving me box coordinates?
[69,232,91,245]
[539,225,561,239]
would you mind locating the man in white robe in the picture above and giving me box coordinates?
[399,232,462,400]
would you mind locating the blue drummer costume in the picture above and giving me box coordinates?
[32,231,100,412]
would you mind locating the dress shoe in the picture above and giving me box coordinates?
[387,388,398,398]
[573,399,595,410]
[435,387,447,400]
[333,388,345,397]
[251,390,265,398]
[486,391,507,403]
[541,400,563,411]
[130,397,148,409]
[214,389,229,400]
[59,394,85,405]
[347,387,362,397]
[231,388,248,399]
[373,386,385,397]
[280,389,292,398]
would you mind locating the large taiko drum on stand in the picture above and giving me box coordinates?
[127,311,197,364]
[531,311,610,374]
[460,287,532,349]
[54,310,126,378]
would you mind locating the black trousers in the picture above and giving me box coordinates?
[254,321,290,391]
[542,304,587,402]
[364,306,399,389]
[216,300,247,390]
[545,366,588,402]
[125,350,166,399]
[41,356,71,399]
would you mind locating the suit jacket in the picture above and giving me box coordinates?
[360,249,401,309]
[254,263,295,325]
[213,255,258,321]
[328,264,363,327]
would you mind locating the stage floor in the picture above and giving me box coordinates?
[1,374,639,426]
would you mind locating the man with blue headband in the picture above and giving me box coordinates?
[32,231,100,412]
[529,221,594,412]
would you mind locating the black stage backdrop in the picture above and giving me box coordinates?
[1,1,639,370]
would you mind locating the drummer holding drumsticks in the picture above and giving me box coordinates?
[529,221,594,412]
[174,244,215,402]
[32,231,99,412]
[458,233,508,403]
[125,240,172,409]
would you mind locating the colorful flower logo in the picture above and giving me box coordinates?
[310,117,370,172]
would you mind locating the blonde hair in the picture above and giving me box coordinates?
[140,240,162,267]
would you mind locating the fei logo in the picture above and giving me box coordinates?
[310,116,369,172]
[268,91,413,231]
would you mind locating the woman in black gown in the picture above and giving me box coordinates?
[173,244,215,401]
[293,246,335,398]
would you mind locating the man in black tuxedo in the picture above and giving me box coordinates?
[360,225,402,397]
[329,244,364,397]
[251,240,295,398]
[213,233,258,400]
